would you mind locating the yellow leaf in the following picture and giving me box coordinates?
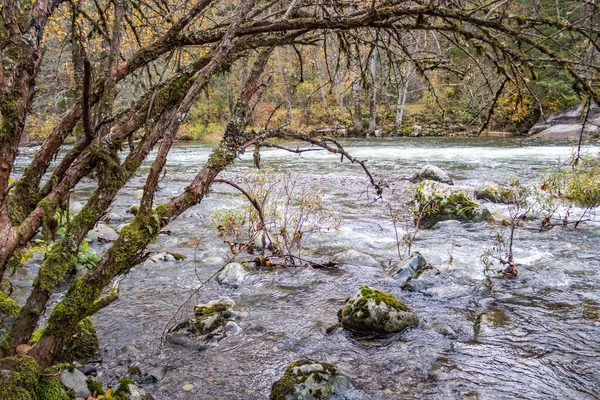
[105,388,113,396]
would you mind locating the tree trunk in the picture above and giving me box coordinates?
[351,44,363,133]
[395,63,413,132]
[368,47,377,133]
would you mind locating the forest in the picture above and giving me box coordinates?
[0,0,599,399]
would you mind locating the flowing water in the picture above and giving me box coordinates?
[13,137,600,399]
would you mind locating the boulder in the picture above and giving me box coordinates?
[474,182,515,204]
[413,180,491,229]
[166,297,241,349]
[390,252,428,285]
[331,250,380,268]
[270,360,354,400]
[215,263,250,287]
[529,102,600,140]
[411,164,453,185]
[338,286,418,335]
[60,368,90,399]
[88,223,119,243]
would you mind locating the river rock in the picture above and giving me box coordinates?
[390,252,428,285]
[216,263,250,287]
[201,256,226,267]
[338,286,419,335]
[411,164,453,185]
[331,250,380,268]
[69,201,84,215]
[414,180,491,229]
[166,297,240,349]
[474,309,510,336]
[60,368,90,398]
[529,102,600,140]
[88,223,119,243]
[474,182,515,204]
[270,360,354,400]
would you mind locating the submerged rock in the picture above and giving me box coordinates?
[338,286,419,335]
[332,250,380,268]
[270,360,354,400]
[166,297,241,349]
[216,262,250,287]
[390,252,429,285]
[413,180,491,229]
[474,309,510,336]
[474,182,515,204]
[411,164,453,185]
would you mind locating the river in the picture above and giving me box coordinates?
[13,137,600,399]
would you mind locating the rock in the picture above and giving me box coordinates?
[201,256,226,266]
[166,297,241,349]
[474,309,510,336]
[88,223,119,243]
[474,182,515,204]
[431,322,456,337]
[69,201,84,215]
[182,383,195,391]
[134,189,144,199]
[101,212,124,223]
[60,368,90,398]
[338,286,419,335]
[127,384,151,400]
[390,252,429,285]
[215,263,250,287]
[127,364,168,384]
[529,102,600,140]
[270,360,354,400]
[148,252,185,263]
[411,164,453,185]
[414,180,491,229]
[373,129,383,137]
[331,250,380,268]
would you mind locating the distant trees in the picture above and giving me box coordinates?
[0,0,599,394]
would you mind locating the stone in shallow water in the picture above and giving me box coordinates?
[411,164,454,185]
[474,182,515,204]
[166,297,241,349]
[270,360,354,400]
[390,252,428,284]
[216,262,250,287]
[88,223,119,243]
[338,286,419,335]
[331,249,380,268]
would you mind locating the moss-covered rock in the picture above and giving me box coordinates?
[474,182,516,204]
[166,297,241,349]
[338,286,419,335]
[270,360,353,400]
[413,180,491,229]
[0,355,41,400]
[30,317,99,363]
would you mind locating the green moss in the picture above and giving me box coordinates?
[33,250,78,295]
[0,292,21,317]
[343,286,410,318]
[30,317,98,363]
[128,205,139,215]
[112,378,134,400]
[86,377,104,397]
[0,355,41,400]
[36,376,75,400]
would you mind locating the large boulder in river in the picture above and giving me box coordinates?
[338,286,418,335]
[474,182,515,204]
[411,164,453,185]
[270,360,354,400]
[331,249,380,268]
[166,297,241,350]
[414,180,491,229]
[529,103,600,140]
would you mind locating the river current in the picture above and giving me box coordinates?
[13,137,600,399]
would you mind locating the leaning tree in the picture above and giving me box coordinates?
[0,0,598,395]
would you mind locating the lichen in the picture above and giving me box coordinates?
[0,355,41,400]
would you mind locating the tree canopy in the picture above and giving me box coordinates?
[0,0,599,391]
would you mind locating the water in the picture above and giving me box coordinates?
[13,137,600,399]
